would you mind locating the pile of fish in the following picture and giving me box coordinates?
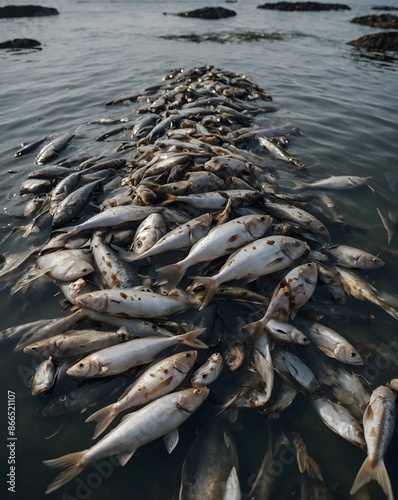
[2,65,398,499]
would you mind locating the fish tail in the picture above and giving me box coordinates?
[190,276,218,310]
[43,451,86,494]
[85,405,117,439]
[123,251,143,262]
[291,179,309,191]
[350,458,393,500]
[178,328,208,349]
[155,263,184,288]
[242,320,264,340]
[299,454,324,483]
[383,304,398,321]
[161,194,178,205]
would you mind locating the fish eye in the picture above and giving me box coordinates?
[78,362,85,368]
[136,241,142,248]
[185,353,192,358]
[31,346,37,351]
[60,395,67,401]
[194,388,202,394]
[349,351,357,357]
[201,374,207,379]
[294,241,300,247]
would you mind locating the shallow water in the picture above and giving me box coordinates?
[1,1,398,499]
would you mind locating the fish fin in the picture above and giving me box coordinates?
[11,268,48,295]
[178,328,207,349]
[350,458,393,500]
[163,429,179,454]
[147,375,174,396]
[189,276,218,310]
[155,263,184,289]
[317,346,335,358]
[43,451,86,494]
[215,197,232,225]
[117,450,136,467]
[223,466,241,500]
[85,405,117,439]
[100,366,109,374]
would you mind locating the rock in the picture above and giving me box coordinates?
[175,7,237,19]
[372,6,398,11]
[0,38,41,49]
[348,31,398,52]
[351,14,398,29]
[257,2,350,11]
[0,5,59,18]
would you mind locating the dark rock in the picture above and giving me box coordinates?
[348,31,398,52]
[351,14,398,29]
[257,2,350,11]
[0,38,41,49]
[175,7,237,19]
[372,6,398,11]
[0,5,59,18]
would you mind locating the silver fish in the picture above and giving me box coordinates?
[293,175,371,191]
[293,317,363,365]
[66,328,207,378]
[245,262,317,334]
[75,288,198,318]
[156,214,272,289]
[35,130,75,165]
[44,387,209,493]
[313,398,366,449]
[350,386,396,500]
[131,213,167,254]
[189,235,307,310]
[191,352,223,387]
[324,244,384,269]
[86,350,197,438]
[31,357,55,396]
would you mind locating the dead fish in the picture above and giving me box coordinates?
[245,263,318,333]
[65,328,207,378]
[324,244,384,269]
[44,387,209,494]
[86,350,197,438]
[350,386,396,500]
[14,136,47,157]
[292,175,371,191]
[35,130,76,165]
[156,214,272,289]
[31,357,55,396]
[191,352,223,387]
